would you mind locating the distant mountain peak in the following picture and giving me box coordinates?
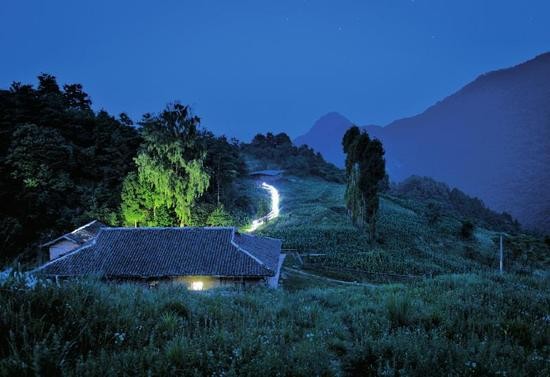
[294,112,354,165]
[317,111,350,121]
[310,112,352,131]
[291,53,550,232]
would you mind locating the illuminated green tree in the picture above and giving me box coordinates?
[121,104,210,227]
[206,205,233,226]
[120,172,148,227]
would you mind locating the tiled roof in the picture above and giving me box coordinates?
[42,220,107,247]
[233,233,282,272]
[36,227,281,279]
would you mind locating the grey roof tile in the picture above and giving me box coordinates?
[37,227,281,279]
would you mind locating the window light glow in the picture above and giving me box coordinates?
[191,281,204,291]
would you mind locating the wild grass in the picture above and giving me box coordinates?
[1,273,549,376]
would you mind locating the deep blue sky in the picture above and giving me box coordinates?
[1,1,549,141]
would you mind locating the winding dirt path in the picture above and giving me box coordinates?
[284,267,378,288]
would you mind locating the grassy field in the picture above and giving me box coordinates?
[1,273,548,376]
[1,174,549,376]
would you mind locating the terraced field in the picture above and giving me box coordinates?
[255,175,549,278]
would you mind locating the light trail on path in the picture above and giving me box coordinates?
[247,182,280,232]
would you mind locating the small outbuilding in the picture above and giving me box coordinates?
[42,220,107,260]
[36,227,284,289]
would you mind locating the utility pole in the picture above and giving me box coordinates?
[499,233,504,274]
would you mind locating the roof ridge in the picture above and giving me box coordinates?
[230,230,274,275]
[101,226,235,231]
[69,219,101,234]
[238,232,282,243]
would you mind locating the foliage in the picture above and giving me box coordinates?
[0,274,548,376]
[460,220,475,239]
[242,132,344,183]
[0,75,252,260]
[206,205,234,226]
[391,175,520,233]
[425,201,442,226]
[0,75,140,262]
[342,126,386,242]
[120,104,251,228]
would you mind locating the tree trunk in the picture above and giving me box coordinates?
[369,208,377,244]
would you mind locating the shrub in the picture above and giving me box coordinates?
[425,202,442,226]
[386,293,413,328]
[460,220,475,239]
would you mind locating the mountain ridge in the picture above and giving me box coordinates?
[294,52,550,232]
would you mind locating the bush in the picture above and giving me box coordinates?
[386,293,413,328]
[425,202,442,226]
[460,220,475,239]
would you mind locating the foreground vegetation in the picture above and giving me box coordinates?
[1,273,548,376]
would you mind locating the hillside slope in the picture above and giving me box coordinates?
[294,53,550,232]
[255,175,549,276]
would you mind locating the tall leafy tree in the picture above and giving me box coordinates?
[121,104,210,227]
[342,126,386,242]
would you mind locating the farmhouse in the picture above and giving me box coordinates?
[36,227,284,289]
[42,220,106,260]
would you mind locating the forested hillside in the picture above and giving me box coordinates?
[0,76,249,263]
[0,75,140,261]
[242,132,344,183]
[391,176,520,233]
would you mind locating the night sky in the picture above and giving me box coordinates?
[1,0,549,141]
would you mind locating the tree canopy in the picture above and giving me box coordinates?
[342,126,386,242]
[0,74,140,262]
[0,77,249,263]
[243,132,344,183]
[121,104,247,228]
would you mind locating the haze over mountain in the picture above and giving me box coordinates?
[295,53,550,232]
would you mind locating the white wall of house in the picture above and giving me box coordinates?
[267,254,286,288]
[49,240,79,260]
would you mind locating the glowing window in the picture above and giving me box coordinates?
[191,281,204,291]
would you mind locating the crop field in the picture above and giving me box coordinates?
[256,176,549,277]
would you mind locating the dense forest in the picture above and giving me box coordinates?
[0,75,248,263]
[0,75,139,262]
